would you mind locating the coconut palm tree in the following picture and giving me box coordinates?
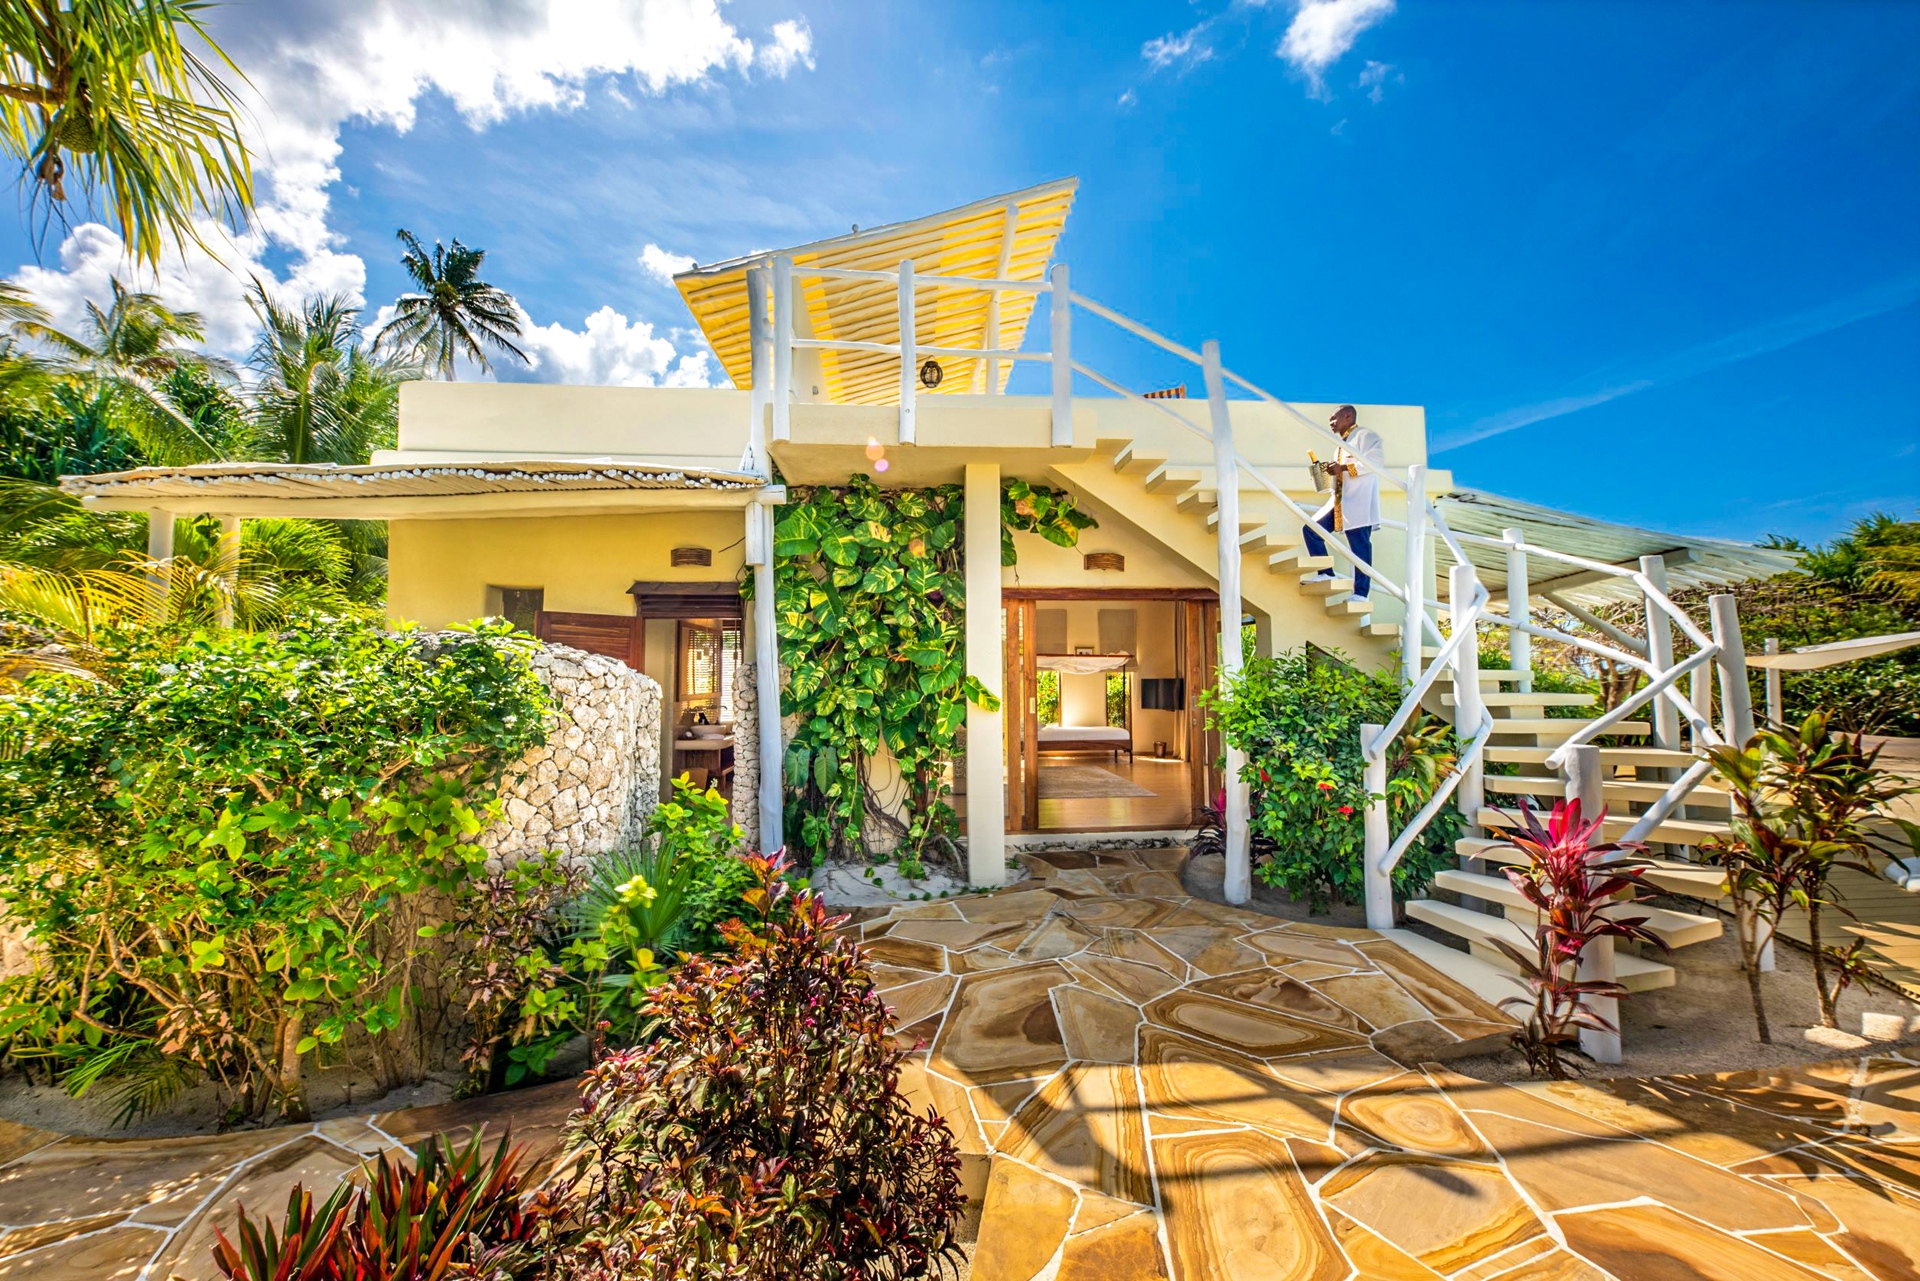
[0,0,254,267]
[244,283,410,465]
[373,230,528,379]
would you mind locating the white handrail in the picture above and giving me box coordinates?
[1378,713,1494,873]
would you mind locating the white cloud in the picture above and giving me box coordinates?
[638,243,697,284]
[1142,28,1215,73]
[504,305,723,388]
[8,0,811,379]
[1278,0,1395,97]
[1357,59,1396,104]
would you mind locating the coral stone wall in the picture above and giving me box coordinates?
[731,658,760,837]
[483,642,662,865]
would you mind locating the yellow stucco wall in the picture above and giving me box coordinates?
[386,511,748,629]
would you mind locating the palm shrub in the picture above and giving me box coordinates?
[1201,647,1463,911]
[1705,712,1918,1035]
[1490,801,1667,1079]
[556,851,965,1280]
[0,617,550,1121]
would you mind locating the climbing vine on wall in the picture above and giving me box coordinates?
[756,474,1094,871]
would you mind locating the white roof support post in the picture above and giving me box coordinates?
[1763,638,1782,726]
[1565,743,1621,1065]
[746,493,785,856]
[1450,563,1486,833]
[981,201,1017,394]
[1709,593,1755,746]
[1401,470,1427,690]
[1689,657,1714,751]
[1203,340,1250,905]
[146,508,173,612]
[1641,554,1679,752]
[897,260,916,445]
[1503,526,1531,692]
[216,516,240,628]
[1049,263,1071,447]
[745,265,773,475]
[1362,724,1392,930]
[771,255,794,442]
[963,462,1006,886]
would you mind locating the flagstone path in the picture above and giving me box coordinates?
[2,845,1918,1279]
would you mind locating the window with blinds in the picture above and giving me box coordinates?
[680,619,743,722]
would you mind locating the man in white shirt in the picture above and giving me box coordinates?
[1304,405,1385,599]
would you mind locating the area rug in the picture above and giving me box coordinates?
[1037,765,1154,799]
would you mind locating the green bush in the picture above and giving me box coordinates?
[0,617,550,1122]
[1203,648,1463,912]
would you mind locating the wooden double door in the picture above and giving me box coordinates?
[1002,590,1221,832]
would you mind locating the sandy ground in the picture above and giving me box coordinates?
[1183,850,1920,1081]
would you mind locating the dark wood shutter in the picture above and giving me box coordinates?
[534,611,645,670]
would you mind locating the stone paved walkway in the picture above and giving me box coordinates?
[2,846,1918,1279]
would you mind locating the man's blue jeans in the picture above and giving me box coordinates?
[1301,512,1374,598]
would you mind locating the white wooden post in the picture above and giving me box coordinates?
[1203,341,1250,905]
[1048,264,1072,447]
[1362,725,1392,930]
[963,463,1006,886]
[897,259,916,445]
[771,255,793,442]
[746,265,772,475]
[1401,469,1426,690]
[1763,637,1782,726]
[1641,555,1679,752]
[215,515,240,628]
[1709,593,1754,745]
[1450,563,1486,832]
[146,508,173,613]
[1690,660,1713,750]
[1503,526,1530,691]
[747,496,784,855]
[1565,744,1621,1064]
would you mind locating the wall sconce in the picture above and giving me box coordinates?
[671,547,712,568]
[1083,552,1125,572]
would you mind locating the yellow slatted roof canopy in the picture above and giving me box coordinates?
[675,178,1077,403]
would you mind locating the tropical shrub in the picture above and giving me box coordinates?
[1202,647,1463,911]
[210,1130,572,1281]
[0,617,549,1121]
[763,473,1092,871]
[1706,712,1918,1036]
[1490,801,1666,1079]
[556,851,965,1280]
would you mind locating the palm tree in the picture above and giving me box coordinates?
[374,230,528,379]
[244,283,410,465]
[0,0,254,267]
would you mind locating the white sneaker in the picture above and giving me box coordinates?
[1307,569,1336,580]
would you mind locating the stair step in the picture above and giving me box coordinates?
[1488,719,1651,740]
[1299,575,1353,596]
[1441,691,1596,709]
[1269,549,1333,574]
[1143,464,1203,494]
[1431,869,1722,949]
[1203,509,1267,534]
[1113,443,1166,475]
[1479,806,1730,849]
[1433,667,1531,685]
[1403,900,1677,992]
[1458,838,1732,903]
[1094,435,1134,456]
[1362,622,1400,638]
[1372,927,1528,1009]
[1484,774,1732,811]
[1325,595,1374,617]
[1485,745,1703,770]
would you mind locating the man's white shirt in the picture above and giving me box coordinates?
[1312,427,1385,529]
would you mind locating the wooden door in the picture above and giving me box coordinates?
[534,610,645,670]
[1183,599,1222,817]
[1003,599,1039,832]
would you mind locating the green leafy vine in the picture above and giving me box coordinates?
[755,474,1093,872]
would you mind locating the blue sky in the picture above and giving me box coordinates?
[4,0,1915,545]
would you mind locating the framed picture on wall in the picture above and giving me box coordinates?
[1075,645,1093,655]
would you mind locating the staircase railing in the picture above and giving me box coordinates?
[749,256,1744,925]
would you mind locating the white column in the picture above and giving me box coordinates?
[897,259,916,445]
[215,515,241,628]
[1402,471,1427,689]
[1565,744,1621,1065]
[1362,724,1392,930]
[146,508,173,611]
[1763,637,1782,726]
[1450,564,1486,832]
[1503,526,1530,691]
[746,265,773,475]
[1203,340,1250,905]
[1641,555,1679,751]
[1048,264,1072,447]
[963,463,1006,886]
[747,496,784,855]
[1708,593,1754,745]
[771,255,793,442]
